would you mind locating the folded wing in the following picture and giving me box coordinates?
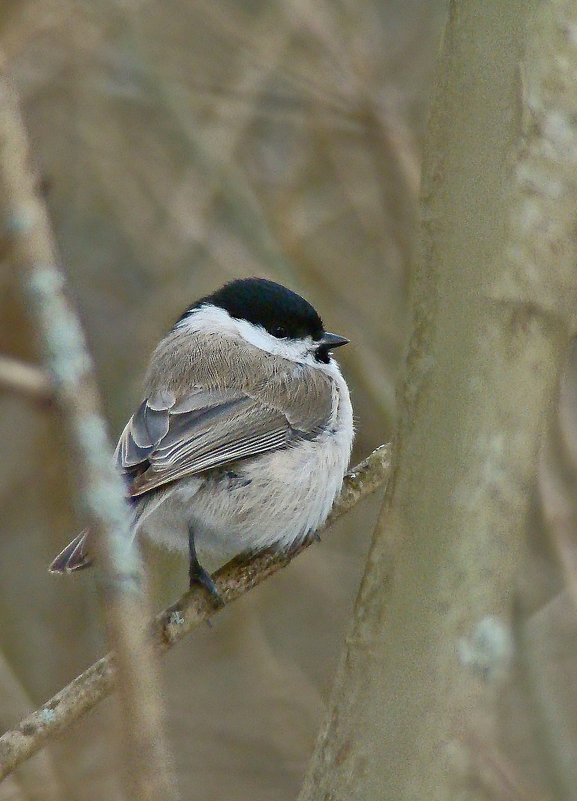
[115,379,331,497]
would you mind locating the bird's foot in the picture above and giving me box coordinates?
[188,525,223,605]
[189,562,223,606]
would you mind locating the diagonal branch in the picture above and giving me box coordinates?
[0,443,391,784]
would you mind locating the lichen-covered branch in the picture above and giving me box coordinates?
[0,75,176,800]
[0,444,390,783]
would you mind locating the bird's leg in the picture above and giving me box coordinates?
[188,526,222,603]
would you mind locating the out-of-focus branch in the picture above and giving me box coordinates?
[0,75,176,800]
[0,444,391,783]
[0,355,53,404]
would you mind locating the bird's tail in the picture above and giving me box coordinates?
[49,529,93,573]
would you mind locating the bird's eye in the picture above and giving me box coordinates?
[272,325,288,339]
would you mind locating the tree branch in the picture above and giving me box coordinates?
[0,444,391,784]
[0,355,53,404]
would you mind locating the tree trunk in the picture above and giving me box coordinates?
[299,1,577,798]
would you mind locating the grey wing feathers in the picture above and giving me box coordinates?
[49,529,92,573]
[115,386,314,497]
[119,405,166,466]
[114,334,336,498]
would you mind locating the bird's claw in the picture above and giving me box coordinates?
[189,564,223,606]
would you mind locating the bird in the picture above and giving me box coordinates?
[49,277,354,598]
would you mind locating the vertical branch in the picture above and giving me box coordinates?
[299,0,577,799]
[0,75,177,800]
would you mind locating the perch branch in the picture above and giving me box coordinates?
[0,75,176,799]
[0,444,391,783]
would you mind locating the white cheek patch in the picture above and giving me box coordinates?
[178,304,318,364]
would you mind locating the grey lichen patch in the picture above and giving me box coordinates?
[457,616,513,683]
[168,610,185,627]
[39,708,56,725]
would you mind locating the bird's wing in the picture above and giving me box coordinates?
[115,376,333,497]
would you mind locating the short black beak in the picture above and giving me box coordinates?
[319,332,349,349]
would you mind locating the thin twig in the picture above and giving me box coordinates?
[0,444,391,783]
[0,74,176,800]
[0,355,53,404]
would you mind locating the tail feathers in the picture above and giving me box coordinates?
[49,530,93,574]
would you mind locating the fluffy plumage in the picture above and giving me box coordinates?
[50,278,354,579]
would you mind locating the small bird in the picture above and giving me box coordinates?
[49,277,354,597]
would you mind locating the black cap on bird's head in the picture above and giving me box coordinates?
[178,278,349,363]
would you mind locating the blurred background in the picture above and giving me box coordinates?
[0,2,447,799]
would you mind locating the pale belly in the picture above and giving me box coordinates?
[134,431,350,572]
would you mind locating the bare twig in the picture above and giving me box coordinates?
[0,444,391,783]
[0,75,176,800]
[0,355,53,404]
